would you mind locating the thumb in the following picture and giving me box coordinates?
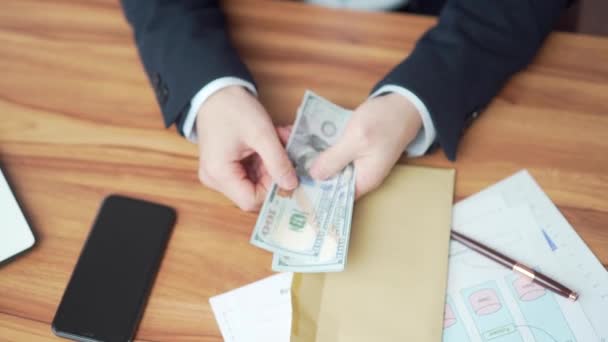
[276,125,293,146]
[309,135,358,181]
[253,133,298,190]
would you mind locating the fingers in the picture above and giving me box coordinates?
[220,174,261,211]
[199,161,262,211]
[309,132,358,181]
[245,155,273,191]
[250,130,298,190]
[352,157,390,200]
[276,125,292,145]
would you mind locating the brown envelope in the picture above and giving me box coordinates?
[291,165,455,341]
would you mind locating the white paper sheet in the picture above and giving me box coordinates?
[443,170,608,342]
[210,272,293,342]
[0,167,35,262]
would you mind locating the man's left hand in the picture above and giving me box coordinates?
[309,93,422,199]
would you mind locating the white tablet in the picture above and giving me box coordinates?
[0,167,35,263]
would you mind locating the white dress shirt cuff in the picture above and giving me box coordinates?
[370,85,436,157]
[182,77,258,143]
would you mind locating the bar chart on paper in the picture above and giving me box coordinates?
[452,275,578,342]
[443,297,471,341]
[443,171,608,342]
[461,281,523,342]
[506,274,576,341]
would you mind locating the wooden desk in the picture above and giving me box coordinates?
[1,0,607,340]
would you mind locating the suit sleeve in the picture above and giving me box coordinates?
[373,0,568,160]
[120,0,255,131]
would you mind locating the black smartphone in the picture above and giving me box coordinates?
[52,195,176,342]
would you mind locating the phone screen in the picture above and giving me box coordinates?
[52,195,176,342]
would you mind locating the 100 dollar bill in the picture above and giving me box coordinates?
[250,91,352,258]
[272,164,355,272]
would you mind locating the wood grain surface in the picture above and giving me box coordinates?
[0,0,606,340]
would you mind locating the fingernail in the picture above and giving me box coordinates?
[282,171,298,190]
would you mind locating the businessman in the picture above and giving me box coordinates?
[121,0,568,211]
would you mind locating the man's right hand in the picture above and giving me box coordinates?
[196,86,298,211]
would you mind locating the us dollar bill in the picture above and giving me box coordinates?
[272,164,355,272]
[250,91,352,258]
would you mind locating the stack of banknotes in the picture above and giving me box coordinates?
[250,91,355,272]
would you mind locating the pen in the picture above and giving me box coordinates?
[451,230,578,301]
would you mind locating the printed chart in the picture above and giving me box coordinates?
[461,281,523,341]
[443,171,605,342]
[443,296,470,341]
[506,274,575,342]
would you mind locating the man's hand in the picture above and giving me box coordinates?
[309,93,422,199]
[196,86,298,211]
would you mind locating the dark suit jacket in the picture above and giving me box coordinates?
[120,0,567,160]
